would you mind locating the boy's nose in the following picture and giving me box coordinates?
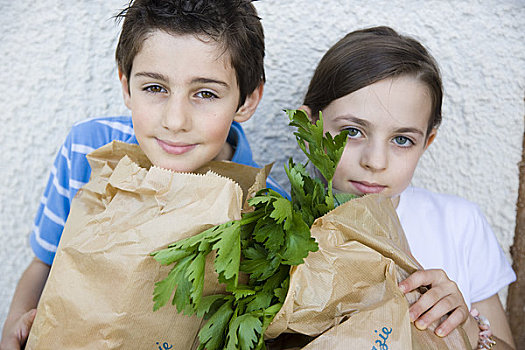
[360,142,387,171]
[161,96,192,132]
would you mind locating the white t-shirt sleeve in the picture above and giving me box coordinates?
[464,203,516,303]
[397,187,516,307]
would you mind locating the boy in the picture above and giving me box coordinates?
[0,1,286,348]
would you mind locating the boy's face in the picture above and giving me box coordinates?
[120,30,260,172]
[320,75,436,203]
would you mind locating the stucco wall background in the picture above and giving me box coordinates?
[1,0,524,330]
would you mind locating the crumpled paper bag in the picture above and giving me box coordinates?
[26,141,270,350]
[265,195,471,349]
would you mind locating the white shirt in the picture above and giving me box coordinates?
[396,186,516,308]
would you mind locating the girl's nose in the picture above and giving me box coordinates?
[161,96,192,132]
[360,141,387,171]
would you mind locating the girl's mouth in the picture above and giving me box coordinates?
[350,180,386,194]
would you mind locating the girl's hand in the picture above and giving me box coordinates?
[398,269,469,337]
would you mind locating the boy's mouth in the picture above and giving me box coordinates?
[156,139,197,155]
[350,180,386,194]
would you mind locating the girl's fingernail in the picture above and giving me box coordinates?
[409,311,416,322]
[415,320,426,330]
[399,284,406,293]
[435,328,445,337]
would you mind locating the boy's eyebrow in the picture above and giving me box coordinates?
[190,77,230,88]
[336,114,425,136]
[134,72,169,82]
[133,72,229,88]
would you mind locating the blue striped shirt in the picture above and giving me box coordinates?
[30,116,287,265]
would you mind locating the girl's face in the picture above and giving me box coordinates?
[320,75,436,204]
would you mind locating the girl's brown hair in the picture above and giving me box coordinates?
[303,26,442,136]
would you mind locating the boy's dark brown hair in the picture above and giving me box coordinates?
[303,26,442,137]
[115,0,265,108]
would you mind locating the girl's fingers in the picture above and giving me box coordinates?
[400,268,469,335]
[434,307,469,337]
[413,293,464,330]
[399,269,447,293]
[409,283,448,322]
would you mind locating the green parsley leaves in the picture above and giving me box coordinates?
[151,109,353,349]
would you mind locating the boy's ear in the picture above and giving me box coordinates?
[118,68,132,110]
[233,83,264,123]
[424,128,437,150]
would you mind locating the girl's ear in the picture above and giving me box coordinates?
[233,83,264,123]
[118,68,132,110]
[299,105,314,122]
[424,128,438,150]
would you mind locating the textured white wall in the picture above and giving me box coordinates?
[1,0,524,329]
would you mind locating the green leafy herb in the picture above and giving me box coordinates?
[151,109,355,349]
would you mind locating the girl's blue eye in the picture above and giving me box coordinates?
[144,85,166,94]
[196,91,217,99]
[345,127,361,138]
[393,136,413,147]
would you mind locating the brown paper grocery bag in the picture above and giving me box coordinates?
[265,195,470,349]
[26,141,269,350]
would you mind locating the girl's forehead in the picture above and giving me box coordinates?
[324,76,432,131]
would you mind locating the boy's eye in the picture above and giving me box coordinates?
[393,136,413,147]
[344,127,361,138]
[196,90,217,99]
[144,85,167,94]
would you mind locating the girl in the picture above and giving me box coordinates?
[300,26,516,349]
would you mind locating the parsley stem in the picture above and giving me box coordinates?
[239,210,265,226]
[327,179,334,210]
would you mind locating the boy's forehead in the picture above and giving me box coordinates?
[130,30,237,86]
[136,30,233,67]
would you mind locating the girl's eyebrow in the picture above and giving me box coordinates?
[395,127,425,137]
[334,114,371,127]
[336,114,425,136]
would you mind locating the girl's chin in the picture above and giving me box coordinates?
[390,195,400,208]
